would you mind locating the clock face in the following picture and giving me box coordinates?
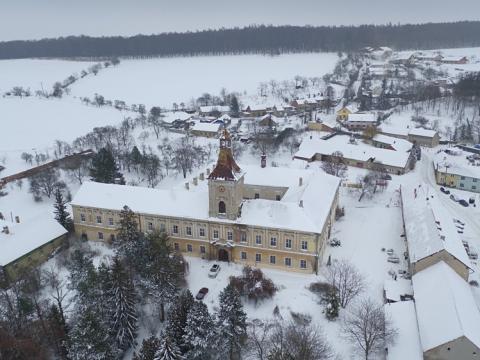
[219,186,225,193]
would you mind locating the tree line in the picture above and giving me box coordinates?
[1,22,480,59]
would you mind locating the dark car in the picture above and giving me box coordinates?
[195,287,209,300]
[459,199,469,207]
[440,187,450,195]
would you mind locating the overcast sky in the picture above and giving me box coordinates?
[1,0,479,41]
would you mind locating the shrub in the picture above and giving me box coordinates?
[229,266,277,304]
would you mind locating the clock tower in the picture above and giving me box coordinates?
[208,129,244,220]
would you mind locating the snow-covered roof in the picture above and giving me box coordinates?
[409,128,438,138]
[384,279,413,302]
[161,111,192,124]
[346,113,376,123]
[412,261,480,352]
[191,122,221,133]
[433,150,480,179]
[71,165,340,234]
[385,301,423,360]
[0,215,67,267]
[199,105,230,113]
[295,135,411,169]
[401,185,471,269]
[373,134,413,153]
[218,114,231,121]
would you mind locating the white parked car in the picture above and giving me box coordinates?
[387,256,400,264]
[208,264,221,278]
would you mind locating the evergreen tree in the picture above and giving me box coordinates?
[107,256,138,351]
[69,308,115,360]
[47,304,70,360]
[130,146,143,171]
[53,187,73,230]
[217,284,247,360]
[154,335,184,360]
[67,250,98,308]
[323,290,340,321]
[182,301,216,360]
[134,336,161,360]
[116,205,141,260]
[165,289,194,351]
[230,95,240,116]
[90,147,121,184]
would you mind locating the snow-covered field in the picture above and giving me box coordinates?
[0,58,95,93]
[68,53,339,108]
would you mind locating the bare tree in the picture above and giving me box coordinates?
[268,321,334,360]
[357,171,378,202]
[67,160,91,185]
[246,320,274,360]
[325,259,365,308]
[321,151,348,178]
[342,298,397,360]
[29,168,65,200]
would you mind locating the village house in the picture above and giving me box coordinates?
[371,134,413,153]
[199,105,230,117]
[307,119,337,132]
[379,125,440,148]
[440,56,468,65]
[243,105,268,117]
[0,214,68,281]
[190,122,223,138]
[71,130,341,274]
[433,150,480,193]
[335,104,358,121]
[343,113,377,131]
[294,134,414,174]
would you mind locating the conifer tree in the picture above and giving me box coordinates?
[107,256,138,351]
[47,304,70,360]
[323,290,340,321]
[116,205,141,260]
[217,283,247,360]
[165,289,194,351]
[154,335,184,360]
[133,336,161,360]
[182,301,216,360]
[90,147,122,184]
[53,187,73,230]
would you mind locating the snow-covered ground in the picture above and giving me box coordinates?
[68,53,339,108]
[0,58,95,93]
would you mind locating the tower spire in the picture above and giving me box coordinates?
[208,129,241,180]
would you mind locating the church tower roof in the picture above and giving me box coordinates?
[208,129,241,181]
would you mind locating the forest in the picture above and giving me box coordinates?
[1,21,480,59]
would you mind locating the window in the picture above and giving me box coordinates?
[160,223,166,232]
[255,253,262,262]
[148,222,153,230]
[301,240,308,250]
[219,201,226,214]
[255,235,262,245]
[96,215,102,224]
[109,218,114,226]
[254,193,260,199]
[473,178,478,183]
[186,226,192,236]
[241,251,247,260]
[213,230,219,239]
[199,228,205,237]
[173,225,178,234]
[285,257,292,267]
[187,244,193,252]
[285,238,292,249]
[174,243,179,251]
[200,246,206,254]
[80,213,86,222]
[240,232,247,243]
[227,231,233,241]
[110,234,115,242]
[270,237,277,247]
[461,176,466,180]
[270,255,276,264]
[460,183,465,188]
[473,186,477,190]
[300,260,307,269]
[276,195,281,201]
[98,232,104,240]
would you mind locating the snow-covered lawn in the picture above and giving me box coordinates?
[69,52,339,108]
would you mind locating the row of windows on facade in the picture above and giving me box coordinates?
[173,242,308,269]
[86,214,310,251]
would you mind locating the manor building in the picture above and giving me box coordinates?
[71,130,341,273]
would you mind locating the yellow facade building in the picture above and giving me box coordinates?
[71,131,341,273]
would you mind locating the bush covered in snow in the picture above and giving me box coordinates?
[229,266,277,304]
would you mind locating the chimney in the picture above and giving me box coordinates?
[206,168,211,175]
[15,216,20,224]
[261,154,267,168]
[299,177,303,186]
[193,177,198,186]
[299,200,304,208]
[199,172,205,181]
[185,182,190,190]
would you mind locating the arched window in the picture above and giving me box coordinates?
[219,201,226,214]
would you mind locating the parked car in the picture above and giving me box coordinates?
[440,187,450,194]
[459,199,469,207]
[329,238,341,247]
[208,264,221,278]
[381,174,392,180]
[386,249,395,255]
[450,194,459,202]
[468,249,478,260]
[195,287,209,300]
[387,256,400,264]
